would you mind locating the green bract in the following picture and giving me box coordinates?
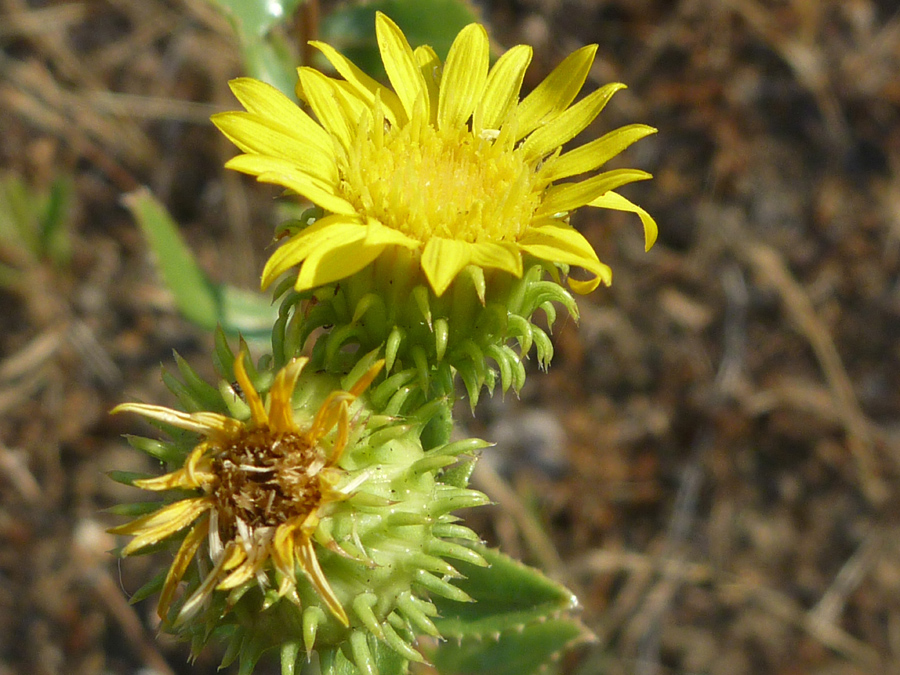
[270,226,578,406]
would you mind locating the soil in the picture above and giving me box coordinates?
[1,1,899,674]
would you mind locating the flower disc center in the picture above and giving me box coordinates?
[342,120,543,244]
[212,427,323,536]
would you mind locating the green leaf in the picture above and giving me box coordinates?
[123,188,218,328]
[0,172,72,270]
[220,285,280,342]
[432,616,592,675]
[320,0,481,80]
[40,176,73,265]
[0,173,37,252]
[431,545,592,674]
[432,544,578,638]
[122,188,276,343]
[207,0,306,39]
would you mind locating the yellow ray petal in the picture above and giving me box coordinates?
[375,12,429,121]
[133,467,197,492]
[268,357,308,433]
[414,45,441,125]
[332,81,372,130]
[515,44,597,140]
[347,359,385,398]
[226,78,334,155]
[437,23,489,130]
[217,553,257,590]
[111,403,242,437]
[536,168,652,217]
[249,166,358,217]
[221,149,338,188]
[310,40,405,126]
[363,218,421,249]
[112,497,211,555]
[309,392,353,443]
[329,401,351,466]
[271,522,297,585]
[421,237,473,297]
[297,539,349,626]
[176,542,242,624]
[297,68,354,150]
[234,350,266,426]
[587,190,658,251]
[184,442,215,486]
[290,215,421,291]
[211,113,337,183]
[158,517,208,620]
[294,226,387,291]
[477,44,532,132]
[541,124,658,183]
[468,241,523,278]
[517,224,612,293]
[261,215,366,289]
[522,83,625,161]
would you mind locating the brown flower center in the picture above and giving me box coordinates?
[211,427,324,538]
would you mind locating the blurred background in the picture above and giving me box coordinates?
[1,0,899,673]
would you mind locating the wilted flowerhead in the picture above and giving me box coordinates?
[213,12,657,299]
[110,349,489,672]
[110,353,375,625]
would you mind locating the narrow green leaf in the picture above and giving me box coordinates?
[40,176,73,265]
[0,172,72,269]
[123,188,219,330]
[0,173,37,252]
[219,285,279,342]
[123,188,277,343]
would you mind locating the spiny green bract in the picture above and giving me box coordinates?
[270,211,578,409]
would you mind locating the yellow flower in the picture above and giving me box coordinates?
[213,12,657,297]
[109,353,383,627]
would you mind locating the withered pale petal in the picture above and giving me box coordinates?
[157,518,208,620]
[112,497,211,555]
[112,404,242,437]
[297,540,349,626]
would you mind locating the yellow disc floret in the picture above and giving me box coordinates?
[343,115,543,243]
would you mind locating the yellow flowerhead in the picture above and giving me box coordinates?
[110,353,383,627]
[213,12,657,297]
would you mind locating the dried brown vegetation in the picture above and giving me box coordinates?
[1,1,899,673]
